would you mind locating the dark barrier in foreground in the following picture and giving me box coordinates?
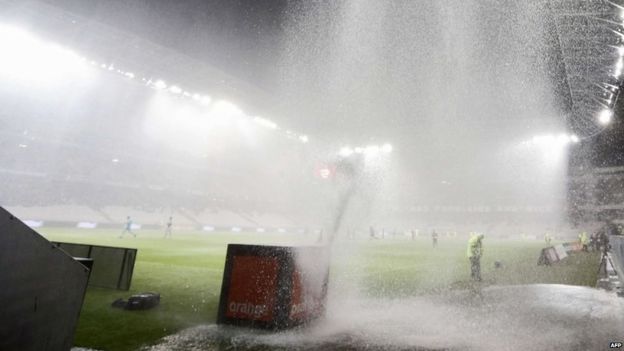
[217,244,328,330]
[53,242,137,290]
[611,235,624,285]
[0,207,89,351]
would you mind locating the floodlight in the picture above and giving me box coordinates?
[339,147,354,157]
[543,135,556,144]
[0,25,314,146]
[354,147,363,153]
[253,117,278,130]
[200,95,212,106]
[598,109,613,125]
[0,25,90,83]
[213,100,243,116]
[615,58,623,78]
[381,143,393,153]
[365,145,380,155]
[556,134,570,144]
[169,85,182,94]
[153,80,167,90]
[526,133,580,147]
[530,135,556,146]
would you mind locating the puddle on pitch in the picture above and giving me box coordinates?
[144,285,624,351]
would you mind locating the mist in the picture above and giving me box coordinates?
[0,0,575,237]
[274,0,570,236]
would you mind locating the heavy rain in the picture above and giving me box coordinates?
[0,1,623,351]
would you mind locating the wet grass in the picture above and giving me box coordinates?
[39,229,600,351]
[351,239,599,297]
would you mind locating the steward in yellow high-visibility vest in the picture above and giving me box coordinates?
[467,233,484,281]
[544,232,552,245]
[580,232,589,252]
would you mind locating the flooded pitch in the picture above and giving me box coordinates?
[145,284,624,351]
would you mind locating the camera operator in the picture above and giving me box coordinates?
[598,229,610,254]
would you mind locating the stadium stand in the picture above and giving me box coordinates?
[247,211,296,229]
[5,205,110,223]
[192,208,257,228]
[102,206,169,227]
[173,208,203,228]
[1,132,587,236]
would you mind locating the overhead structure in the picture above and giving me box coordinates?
[0,0,310,144]
[550,0,624,137]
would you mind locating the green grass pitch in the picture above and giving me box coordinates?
[38,228,600,351]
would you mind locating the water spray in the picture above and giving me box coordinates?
[325,156,362,245]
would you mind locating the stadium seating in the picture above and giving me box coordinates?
[101,206,172,226]
[193,209,257,228]
[247,211,296,229]
[5,205,109,223]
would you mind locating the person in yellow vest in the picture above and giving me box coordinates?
[544,232,552,245]
[579,232,589,252]
[467,233,484,281]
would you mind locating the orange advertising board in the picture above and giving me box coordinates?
[225,255,279,321]
[217,244,328,329]
[289,269,324,322]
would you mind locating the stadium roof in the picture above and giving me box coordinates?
[0,0,284,123]
[2,0,624,146]
[549,0,624,138]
